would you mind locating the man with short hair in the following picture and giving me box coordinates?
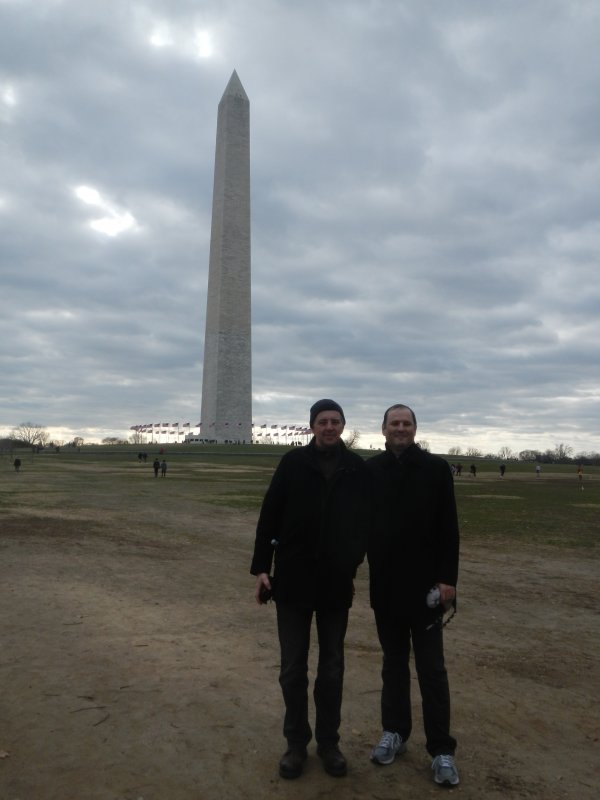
[251,399,370,780]
[367,404,460,787]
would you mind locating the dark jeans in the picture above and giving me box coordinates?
[276,603,349,748]
[374,609,457,757]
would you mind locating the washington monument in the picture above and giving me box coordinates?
[200,71,252,443]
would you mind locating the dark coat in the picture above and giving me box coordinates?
[367,444,459,613]
[250,439,370,609]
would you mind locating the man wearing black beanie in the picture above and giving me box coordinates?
[251,399,369,780]
[309,398,346,428]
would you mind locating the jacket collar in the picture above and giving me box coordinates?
[383,442,423,466]
[305,436,352,465]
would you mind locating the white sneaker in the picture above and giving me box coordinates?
[432,754,460,786]
[370,731,407,765]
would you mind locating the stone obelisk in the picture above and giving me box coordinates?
[200,71,252,443]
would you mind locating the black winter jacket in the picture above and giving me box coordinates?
[250,439,370,609]
[367,444,459,613]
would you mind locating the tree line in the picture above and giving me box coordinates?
[3,423,600,465]
[447,442,600,465]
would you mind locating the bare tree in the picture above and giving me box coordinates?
[71,436,84,448]
[498,446,514,460]
[519,449,541,461]
[344,429,361,449]
[129,431,147,444]
[417,439,430,452]
[554,443,573,461]
[447,446,462,456]
[11,423,50,447]
[465,446,482,457]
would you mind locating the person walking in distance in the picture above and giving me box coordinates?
[250,399,370,780]
[367,404,460,787]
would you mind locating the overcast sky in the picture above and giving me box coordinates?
[1,0,599,454]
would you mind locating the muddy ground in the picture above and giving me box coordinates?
[1,480,599,799]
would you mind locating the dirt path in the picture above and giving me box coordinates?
[1,504,598,800]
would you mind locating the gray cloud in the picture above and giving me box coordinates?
[1,0,599,454]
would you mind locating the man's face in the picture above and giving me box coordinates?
[382,407,417,452]
[311,410,345,448]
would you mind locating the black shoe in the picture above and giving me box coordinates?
[279,747,307,779]
[317,744,347,777]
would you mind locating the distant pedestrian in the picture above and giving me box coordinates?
[577,464,584,490]
[499,464,506,479]
[153,458,160,477]
[161,459,167,477]
[535,464,541,478]
[13,458,21,472]
[455,463,462,477]
[469,464,477,478]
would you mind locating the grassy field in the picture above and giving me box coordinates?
[2,444,598,553]
[2,444,599,800]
